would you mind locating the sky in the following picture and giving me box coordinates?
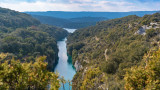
[0,0,159,12]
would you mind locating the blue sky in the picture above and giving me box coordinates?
[0,0,159,12]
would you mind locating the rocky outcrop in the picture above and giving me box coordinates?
[74,60,83,71]
[135,22,160,35]
[135,25,151,35]
[104,49,108,61]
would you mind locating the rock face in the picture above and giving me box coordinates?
[135,25,151,35]
[135,22,160,35]
[74,60,83,71]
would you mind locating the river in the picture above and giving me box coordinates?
[54,28,76,90]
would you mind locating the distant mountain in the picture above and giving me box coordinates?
[25,11,158,19]
[31,15,108,29]
[70,17,107,22]
[31,15,70,27]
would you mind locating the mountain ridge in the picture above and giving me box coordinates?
[31,15,108,29]
[25,11,158,19]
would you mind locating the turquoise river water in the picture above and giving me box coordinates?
[54,28,76,90]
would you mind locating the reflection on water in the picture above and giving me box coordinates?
[55,38,76,80]
[54,28,76,90]
[63,28,76,33]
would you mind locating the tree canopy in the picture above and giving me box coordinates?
[0,53,60,90]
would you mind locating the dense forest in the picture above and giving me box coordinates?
[67,13,160,89]
[0,54,60,89]
[31,15,108,29]
[0,7,68,70]
[0,7,70,89]
[1,6,160,90]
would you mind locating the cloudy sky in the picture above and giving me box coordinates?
[0,0,159,12]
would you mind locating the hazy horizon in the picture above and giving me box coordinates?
[0,0,160,12]
[24,10,159,12]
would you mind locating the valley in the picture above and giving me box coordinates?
[54,28,76,90]
[0,6,160,90]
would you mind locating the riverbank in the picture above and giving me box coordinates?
[54,28,76,90]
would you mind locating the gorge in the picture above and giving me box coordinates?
[54,28,76,90]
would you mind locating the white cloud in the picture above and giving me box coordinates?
[69,0,93,3]
[47,0,56,2]
[0,0,159,12]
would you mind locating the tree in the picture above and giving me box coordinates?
[80,67,105,89]
[60,76,66,90]
[68,80,72,90]
[124,49,160,90]
[0,53,60,90]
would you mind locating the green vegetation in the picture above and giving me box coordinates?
[0,53,73,90]
[1,6,160,89]
[125,49,160,90]
[0,8,40,28]
[32,15,108,29]
[67,13,160,89]
[68,80,72,90]
[0,53,60,90]
[0,7,68,70]
[0,7,73,89]
[80,67,106,90]
[60,76,66,90]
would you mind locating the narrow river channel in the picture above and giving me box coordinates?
[54,28,76,90]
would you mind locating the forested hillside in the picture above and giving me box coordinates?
[27,11,158,29]
[31,15,108,29]
[0,7,68,70]
[67,13,160,89]
[0,8,40,28]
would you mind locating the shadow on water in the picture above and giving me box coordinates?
[67,54,76,70]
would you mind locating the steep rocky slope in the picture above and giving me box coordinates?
[67,13,160,89]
